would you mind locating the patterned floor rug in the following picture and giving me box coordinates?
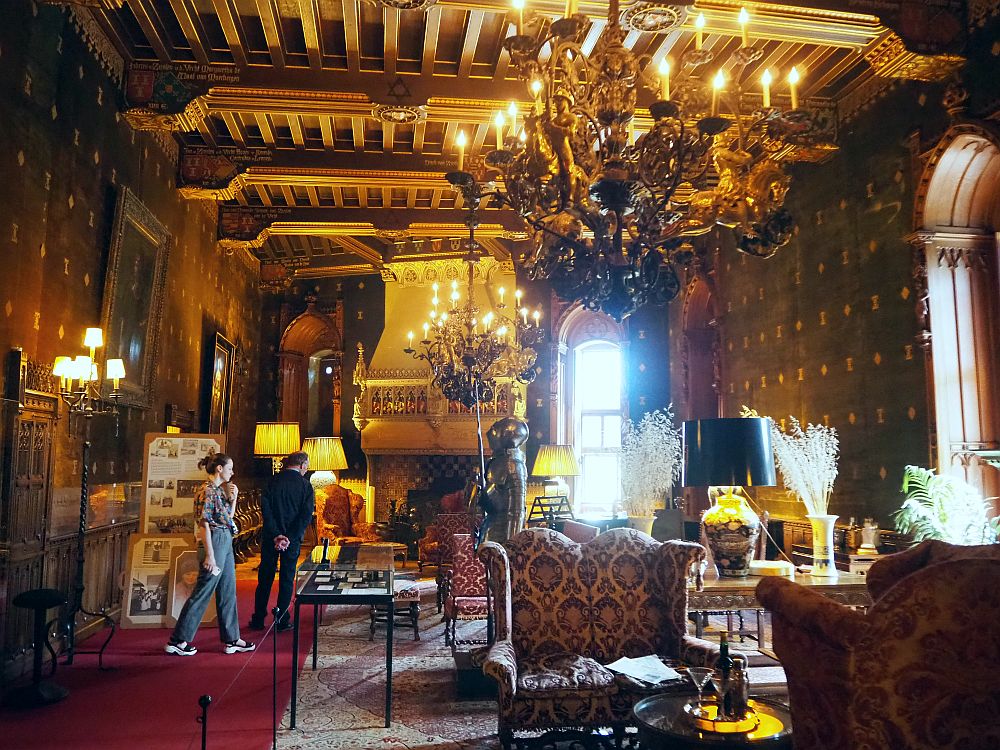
[278,586,785,749]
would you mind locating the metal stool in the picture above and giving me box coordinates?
[5,588,68,707]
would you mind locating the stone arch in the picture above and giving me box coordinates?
[912,122,1000,502]
[278,302,344,436]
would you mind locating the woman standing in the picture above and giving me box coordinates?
[165,452,255,656]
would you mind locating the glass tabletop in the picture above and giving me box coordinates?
[634,694,792,747]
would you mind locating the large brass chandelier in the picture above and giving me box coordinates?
[404,186,543,410]
[466,0,832,320]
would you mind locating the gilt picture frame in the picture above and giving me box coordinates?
[100,187,171,408]
[208,333,235,435]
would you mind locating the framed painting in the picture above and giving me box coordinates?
[208,333,235,435]
[100,187,171,408]
[120,534,195,629]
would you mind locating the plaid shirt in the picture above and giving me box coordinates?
[194,481,237,534]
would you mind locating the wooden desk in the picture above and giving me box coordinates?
[688,572,871,650]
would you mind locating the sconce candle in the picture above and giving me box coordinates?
[106,358,126,391]
[761,68,772,108]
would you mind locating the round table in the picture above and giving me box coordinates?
[633,695,792,749]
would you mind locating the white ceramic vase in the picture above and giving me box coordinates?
[628,516,656,535]
[806,513,839,577]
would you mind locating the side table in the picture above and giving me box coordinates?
[634,694,792,749]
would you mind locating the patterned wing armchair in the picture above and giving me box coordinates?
[865,539,1000,601]
[442,533,489,647]
[478,527,719,749]
[757,557,1000,750]
[319,484,379,543]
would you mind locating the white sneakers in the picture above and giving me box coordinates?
[224,639,256,654]
[165,640,197,656]
[165,638,256,655]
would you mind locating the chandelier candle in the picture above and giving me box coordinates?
[695,12,705,49]
[658,58,670,101]
[512,0,523,35]
[494,112,504,149]
[738,7,750,47]
[788,67,800,109]
[761,69,772,107]
[456,130,466,171]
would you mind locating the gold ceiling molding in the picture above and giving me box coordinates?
[235,168,452,190]
[381,257,511,287]
[865,32,965,82]
[40,0,124,7]
[68,7,124,83]
[294,264,376,279]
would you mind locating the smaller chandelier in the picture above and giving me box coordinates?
[471,0,834,320]
[403,202,542,409]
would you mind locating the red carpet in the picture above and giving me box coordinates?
[1,578,314,750]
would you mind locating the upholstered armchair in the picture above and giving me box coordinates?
[319,484,379,543]
[478,527,719,749]
[757,557,1000,750]
[417,511,475,573]
[442,533,489,647]
[865,538,1000,601]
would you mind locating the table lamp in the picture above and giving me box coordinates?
[531,444,580,499]
[254,421,302,473]
[301,436,348,487]
[683,418,776,577]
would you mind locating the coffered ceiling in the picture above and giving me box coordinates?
[80,0,967,278]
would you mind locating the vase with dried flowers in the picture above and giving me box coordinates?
[743,407,841,576]
[621,407,683,534]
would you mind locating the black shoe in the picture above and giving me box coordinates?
[246,618,265,631]
[276,619,294,632]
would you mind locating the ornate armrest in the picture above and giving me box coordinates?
[757,577,866,650]
[679,635,722,667]
[865,539,935,601]
[482,639,518,697]
[322,523,346,539]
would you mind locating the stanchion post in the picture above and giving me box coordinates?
[198,694,212,750]
[272,606,280,749]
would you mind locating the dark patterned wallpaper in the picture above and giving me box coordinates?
[0,4,262,495]
[706,82,950,524]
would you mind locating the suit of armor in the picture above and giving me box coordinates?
[482,417,529,545]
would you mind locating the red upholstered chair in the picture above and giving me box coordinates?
[560,519,600,543]
[478,527,720,749]
[757,556,1000,750]
[319,484,379,543]
[417,511,475,574]
[442,533,489,646]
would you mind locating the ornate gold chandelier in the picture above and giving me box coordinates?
[404,187,543,409]
[468,0,834,320]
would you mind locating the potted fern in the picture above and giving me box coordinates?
[621,407,683,534]
[895,466,997,545]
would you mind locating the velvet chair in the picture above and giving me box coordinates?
[559,519,600,543]
[442,533,489,647]
[478,527,719,749]
[865,538,1000,601]
[319,484,379,544]
[757,557,1000,750]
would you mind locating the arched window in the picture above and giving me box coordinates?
[573,340,624,516]
[555,306,627,517]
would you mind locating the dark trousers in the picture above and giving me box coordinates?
[252,543,300,624]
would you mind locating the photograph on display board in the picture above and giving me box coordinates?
[166,547,217,627]
[140,433,225,534]
[121,534,195,628]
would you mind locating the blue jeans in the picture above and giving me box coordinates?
[171,527,240,643]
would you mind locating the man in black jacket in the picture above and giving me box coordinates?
[248,451,315,631]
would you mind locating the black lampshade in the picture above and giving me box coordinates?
[682,418,777,487]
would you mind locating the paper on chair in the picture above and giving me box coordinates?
[606,655,682,684]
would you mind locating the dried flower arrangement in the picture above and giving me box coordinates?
[621,406,683,517]
[741,406,839,516]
